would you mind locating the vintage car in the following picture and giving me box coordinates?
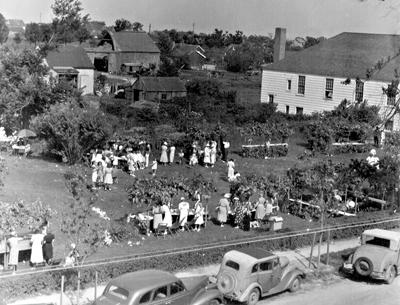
[216,248,305,305]
[94,269,224,305]
[342,228,400,284]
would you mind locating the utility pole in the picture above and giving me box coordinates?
[192,22,195,33]
[148,24,151,34]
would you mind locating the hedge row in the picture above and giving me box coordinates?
[330,143,372,155]
[2,218,399,301]
[241,144,288,158]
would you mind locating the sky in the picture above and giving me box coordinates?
[1,0,400,38]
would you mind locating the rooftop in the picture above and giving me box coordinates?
[46,45,93,69]
[133,77,187,92]
[263,32,400,82]
[103,30,160,53]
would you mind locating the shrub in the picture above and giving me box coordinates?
[241,144,288,158]
[304,121,333,152]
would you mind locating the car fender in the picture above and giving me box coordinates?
[236,282,262,303]
[280,269,305,291]
[191,288,224,305]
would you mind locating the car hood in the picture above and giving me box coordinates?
[353,245,394,269]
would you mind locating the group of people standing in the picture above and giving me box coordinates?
[216,192,278,230]
[7,226,55,273]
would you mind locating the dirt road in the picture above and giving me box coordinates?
[258,276,400,305]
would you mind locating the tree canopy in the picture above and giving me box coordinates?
[0,13,9,43]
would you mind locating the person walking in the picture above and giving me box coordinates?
[145,143,151,167]
[178,197,190,231]
[30,229,44,267]
[169,144,176,164]
[203,143,211,167]
[103,163,113,191]
[194,201,205,232]
[160,142,169,165]
[210,140,217,167]
[7,230,21,273]
[217,193,231,227]
[42,231,55,265]
[227,159,235,181]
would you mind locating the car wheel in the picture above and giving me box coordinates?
[354,257,373,277]
[384,265,396,284]
[246,288,260,305]
[289,276,301,292]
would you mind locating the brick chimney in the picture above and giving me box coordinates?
[273,27,286,63]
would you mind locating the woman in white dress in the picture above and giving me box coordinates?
[160,142,169,165]
[227,159,235,181]
[30,229,44,266]
[210,140,217,167]
[169,144,176,164]
[161,202,173,228]
[194,201,205,231]
[203,143,211,167]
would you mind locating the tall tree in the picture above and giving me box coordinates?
[132,21,144,32]
[51,0,90,43]
[114,18,132,32]
[0,13,9,43]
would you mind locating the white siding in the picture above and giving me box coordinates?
[77,69,94,95]
[261,70,400,130]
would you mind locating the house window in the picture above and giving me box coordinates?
[325,78,334,99]
[298,75,305,95]
[287,79,292,90]
[296,107,304,115]
[385,120,394,131]
[161,93,167,100]
[268,94,274,103]
[286,105,290,114]
[355,80,364,102]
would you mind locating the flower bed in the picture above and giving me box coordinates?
[241,143,288,158]
[330,142,372,155]
[2,216,399,301]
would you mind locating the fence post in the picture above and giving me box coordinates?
[60,275,64,305]
[95,271,98,300]
[77,270,81,305]
[326,229,331,265]
[317,232,323,271]
[309,232,316,268]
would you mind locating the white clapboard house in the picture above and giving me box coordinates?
[261,28,400,131]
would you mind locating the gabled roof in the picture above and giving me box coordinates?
[46,45,94,69]
[263,32,400,82]
[106,30,160,53]
[133,77,186,92]
[173,43,206,58]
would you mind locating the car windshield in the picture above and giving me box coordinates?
[225,260,240,271]
[363,236,391,248]
[105,285,129,300]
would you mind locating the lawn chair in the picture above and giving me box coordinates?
[154,223,169,238]
[184,218,196,232]
[168,220,181,235]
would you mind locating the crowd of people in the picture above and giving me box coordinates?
[216,192,279,230]
[5,224,82,273]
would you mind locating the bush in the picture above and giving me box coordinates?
[241,144,288,158]
[304,121,333,152]
[330,143,372,155]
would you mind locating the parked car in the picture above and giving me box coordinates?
[94,269,223,305]
[215,248,305,305]
[342,229,400,284]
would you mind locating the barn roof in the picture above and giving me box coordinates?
[107,30,160,53]
[133,77,186,92]
[263,32,400,82]
[46,45,93,69]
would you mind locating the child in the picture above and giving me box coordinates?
[151,160,158,176]
[189,153,198,166]
[178,149,184,164]
[103,163,113,191]
[91,161,98,189]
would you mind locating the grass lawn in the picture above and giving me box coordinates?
[0,134,381,266]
